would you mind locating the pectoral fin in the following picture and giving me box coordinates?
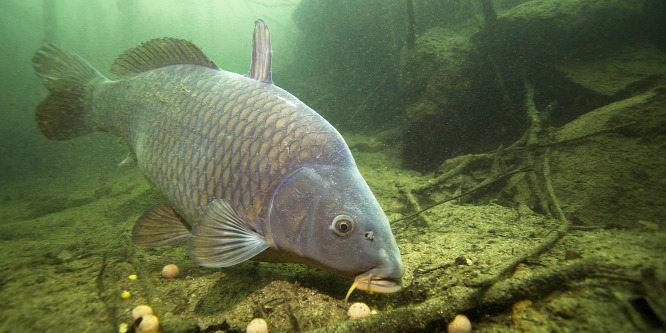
[118,152,137,167]
[132,204,190,247]
[187,199,269,268]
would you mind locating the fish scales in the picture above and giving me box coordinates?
[32,20,404,299]
[93,65,346,225]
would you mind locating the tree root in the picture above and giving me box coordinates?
[472,147,572,289]
[378,73,580,333]
[476,257,599,309]
[94,253,118,331]
[397,187,433,228]
[413,154,485,195]
[393,166,533,226]
[310,258,600,333]
[406,120,633,203]
[402,79,634,213]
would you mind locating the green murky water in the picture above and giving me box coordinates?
[1,1,665,332]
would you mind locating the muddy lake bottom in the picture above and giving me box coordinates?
[0,149,664,332]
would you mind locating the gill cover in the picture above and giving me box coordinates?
[267,167,324,256]
[267,164,389,278]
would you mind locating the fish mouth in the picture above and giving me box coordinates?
[345,271,403,302]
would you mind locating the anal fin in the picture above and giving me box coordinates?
[132,204,190,247]
[187,199,269,268]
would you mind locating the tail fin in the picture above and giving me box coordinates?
[32,43,105,140]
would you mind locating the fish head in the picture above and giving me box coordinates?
[267,163,404,295]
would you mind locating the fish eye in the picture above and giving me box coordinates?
[331,215,354,236]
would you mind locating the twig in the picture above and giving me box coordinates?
[396,187,433,228]
[503,121,638,154]
[472,147,571,288]
[95,253,117,331]
[309,258,600,332]
[522,75,551,216]
[542,147,567,224]
[393,167,533,225]
[476,257,599,308]
[413,154,492,194]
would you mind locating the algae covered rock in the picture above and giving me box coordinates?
[400,27,525,171]
[484,0,665,63]
[401,28,475,123]
[549,86,666,228]
[399,0,665,171]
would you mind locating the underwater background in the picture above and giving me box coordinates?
[1,0,666,332]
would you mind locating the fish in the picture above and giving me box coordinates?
[32,20,403,300]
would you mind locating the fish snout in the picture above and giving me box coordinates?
[344,262,403,302]
[354,251,404,294]
[354,226,405,294]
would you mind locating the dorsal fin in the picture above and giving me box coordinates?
[247,19,272,84]
[110,38,219,76]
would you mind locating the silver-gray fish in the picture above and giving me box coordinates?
[32,20,403,299]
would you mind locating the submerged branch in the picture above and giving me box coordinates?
[472,147,572,288]
[393,166,533,225]
[94,253,117,331]
[311,258,600,332]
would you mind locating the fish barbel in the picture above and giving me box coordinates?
[32,20,403,299]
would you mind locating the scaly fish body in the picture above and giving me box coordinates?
[93,65,345,227]
[32,20,403,298]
